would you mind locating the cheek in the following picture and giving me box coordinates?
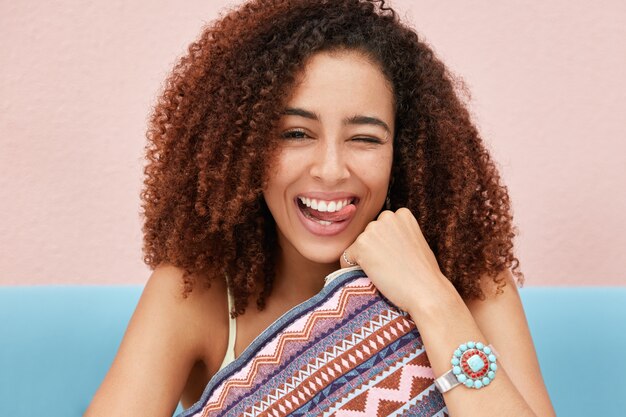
[263,174,283,205]
[262,159,295,208]
[357,150,393,189]
[264,150,307,193]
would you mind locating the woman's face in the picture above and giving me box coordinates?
[263,50,395,265]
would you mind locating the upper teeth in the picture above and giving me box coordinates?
[298,197,353,213]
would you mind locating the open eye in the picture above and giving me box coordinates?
[281,129,311,140]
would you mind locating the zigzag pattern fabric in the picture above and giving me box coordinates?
[178,267,448,417]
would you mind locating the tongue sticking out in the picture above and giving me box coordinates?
[300,201,357,222]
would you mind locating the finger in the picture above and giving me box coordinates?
[397,207,423,234]
[377,209,394,221]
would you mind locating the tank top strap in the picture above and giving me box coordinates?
[218,283,237,371]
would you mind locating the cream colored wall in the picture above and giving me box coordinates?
[1,0,624,285]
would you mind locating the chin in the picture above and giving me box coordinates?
[296,244,344,266]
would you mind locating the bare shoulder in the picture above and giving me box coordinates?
[465,269,556,417]
[84,263,228,417]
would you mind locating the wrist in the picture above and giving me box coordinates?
[404,283,490,382]
[406,277,466,327]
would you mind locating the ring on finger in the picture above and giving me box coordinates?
[342,250,358,266]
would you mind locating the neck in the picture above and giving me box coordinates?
[273,241,340,304]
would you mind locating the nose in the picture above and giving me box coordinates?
[308,137,350,184]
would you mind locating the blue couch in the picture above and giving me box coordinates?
[1,286,625,416]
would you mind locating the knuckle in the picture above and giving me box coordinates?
[378,210,394,221]
[397,207,412,217]
[398,207,418,225]
[364,221,376,233]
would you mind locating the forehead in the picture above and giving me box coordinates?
[284,50,395,127]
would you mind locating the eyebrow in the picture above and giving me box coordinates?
[283,107,391,134]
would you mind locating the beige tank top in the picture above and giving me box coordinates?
[217,286,237,371]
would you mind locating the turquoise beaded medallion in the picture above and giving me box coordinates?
[450,341,497,389]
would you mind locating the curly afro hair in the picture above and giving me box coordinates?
[141,0,524,316]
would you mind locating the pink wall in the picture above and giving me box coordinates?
[1,0,624,286]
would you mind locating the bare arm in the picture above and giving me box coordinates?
[464,270,556,416]
[410,269,556,417]
[84,264,208,417]
[340,207,557,416]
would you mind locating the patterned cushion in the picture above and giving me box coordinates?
[178,267,448,417]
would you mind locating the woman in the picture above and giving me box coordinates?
[86,0,556,416]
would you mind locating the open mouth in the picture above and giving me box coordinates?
[296,197,359,226]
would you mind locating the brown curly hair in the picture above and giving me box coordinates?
[141,0,524,316]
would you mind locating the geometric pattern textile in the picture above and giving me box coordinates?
[177,267,449,417]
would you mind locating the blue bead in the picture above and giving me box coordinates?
[468,341,476,348]
[490,363,498,371]
[474,380,483,389]
[454,349,462,358]
[476,342,484,349]
[482,377,491,385]
[451,358,460,366]
[488,370,495,379]
[460,344,468,351]
[456,374,467,383]
[483,346,491,354]
[489,354,497,362]
[467,354,485,372]
[464,379,474,387]
[453,366,462,375]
